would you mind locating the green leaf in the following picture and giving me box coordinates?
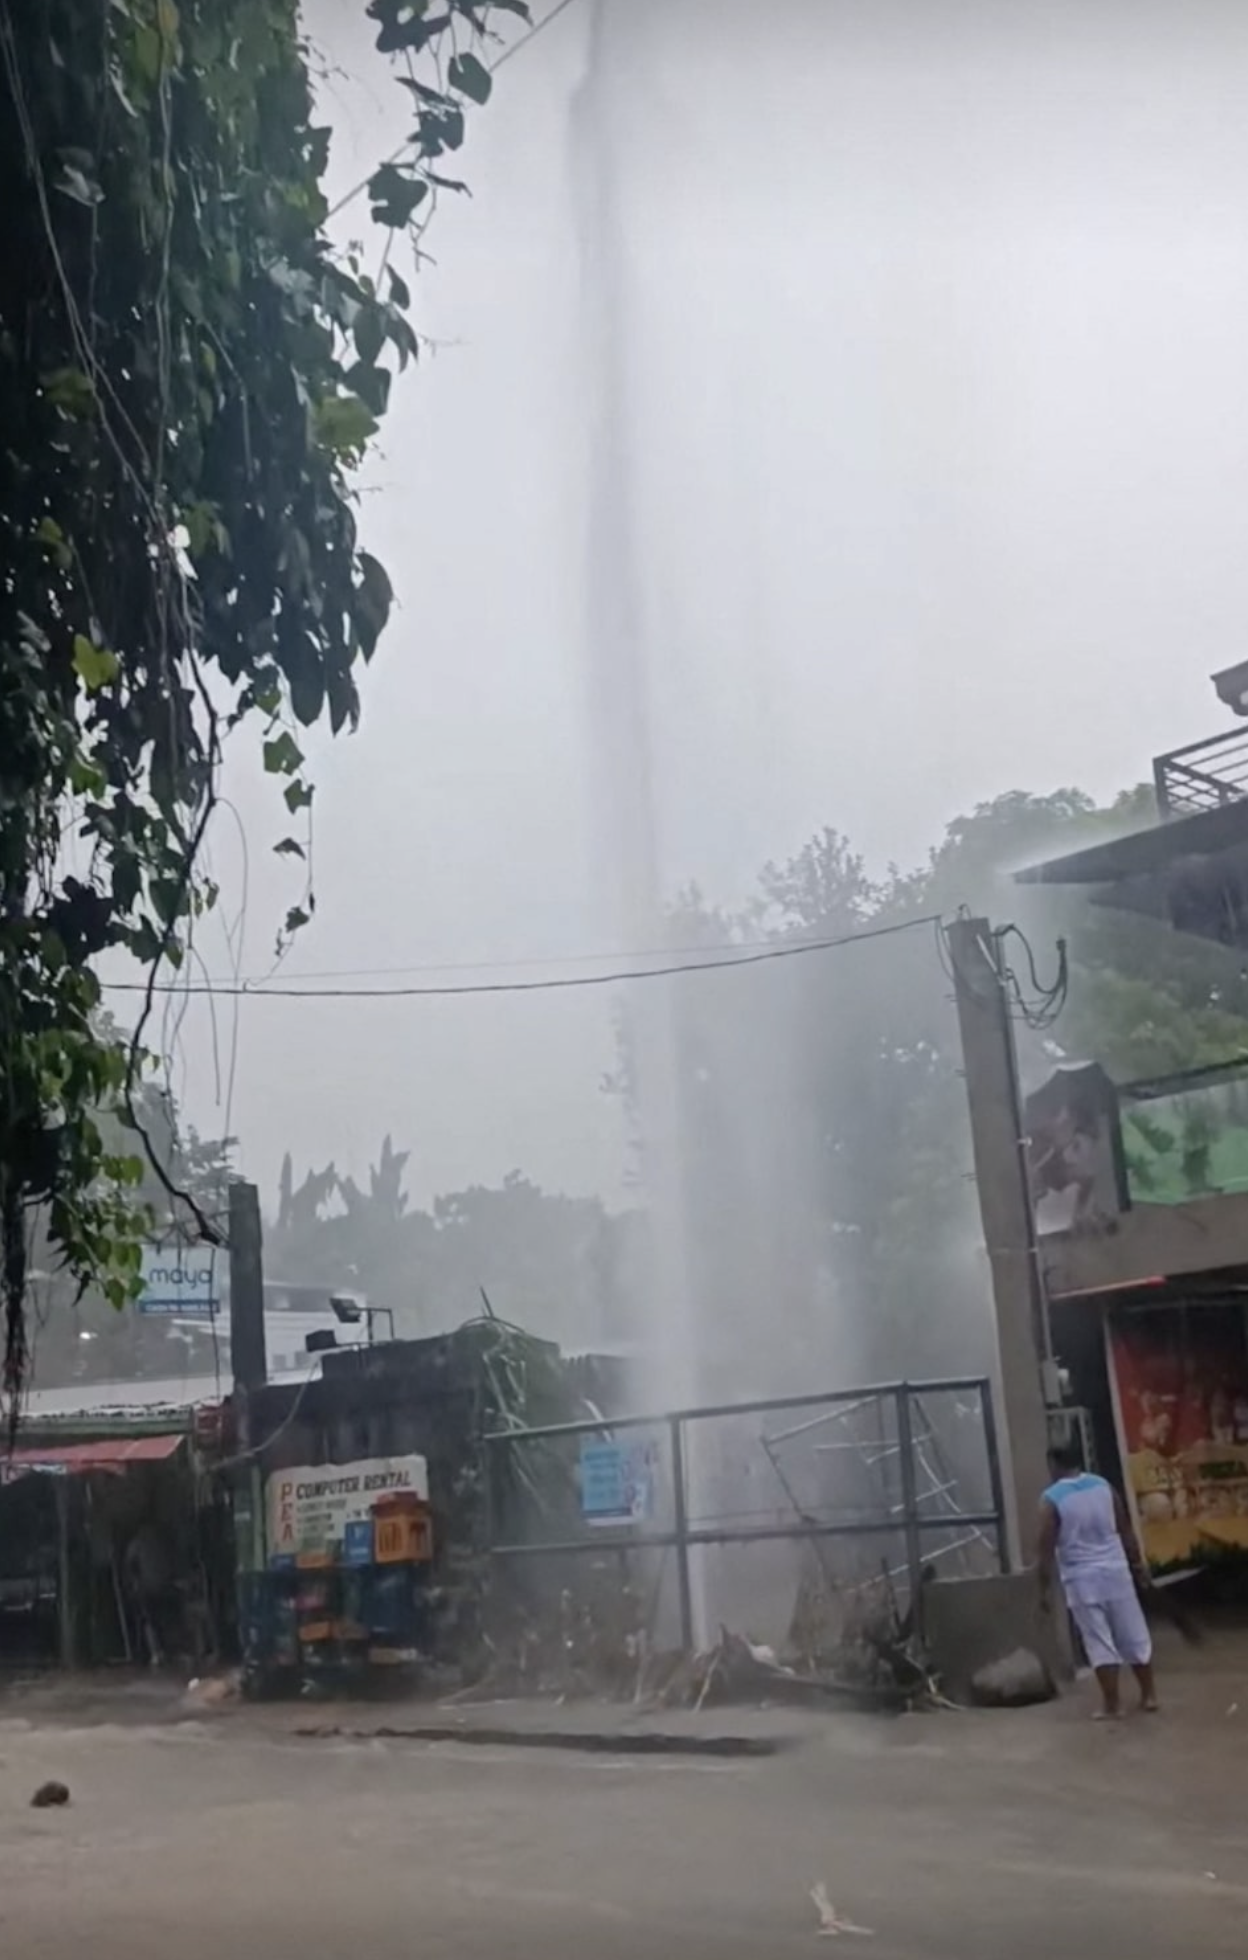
[367,162,429,229]
[396,77,445,107]
[284,780,314,814]
[313,393,378,460]
[387,266,412,310]
[36,514,72,569]
[41,928,67,972]
[418,103,464,155]
[262,731,303,775]
[449,52,492,105]
[150,875,186,924]
[41,366,96,418]
[68,753,107,797]
[354,305,386,367]
[385,310,420,370]
[183,501,222,558]
[124,920,165,965]
[274,837,306,859]
[72,634,118,691]
[284,905,311,935]
[286,644,325,726]
[354,551,394,659]
[133,21,161,84]
[343,359,391,417]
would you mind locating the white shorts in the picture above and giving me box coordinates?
[1069,1589,1152,1670]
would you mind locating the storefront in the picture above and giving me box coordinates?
[1051,1279,1248,1580]
[0,1430,233,1668]
[1104,1294,1248,1575]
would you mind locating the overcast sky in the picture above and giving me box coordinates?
[155,0,1248,1212]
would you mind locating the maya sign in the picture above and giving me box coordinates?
[266,1455,429,1564]
[137,1243,220,1319]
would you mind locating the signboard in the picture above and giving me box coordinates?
[265,1455,429,1565]
[1107,1305,1248,1573]
[137,1243,220,1319]
[579,1437,658,1527]
[1025,1062,1130,1235]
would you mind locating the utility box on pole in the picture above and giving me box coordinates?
[947,916,1052,1568]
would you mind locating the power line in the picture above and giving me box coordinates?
[108,921,912,988]
[101,913,941,1002]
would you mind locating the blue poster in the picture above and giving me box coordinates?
[580,1438,656,1526]
[342,1518,375,1566]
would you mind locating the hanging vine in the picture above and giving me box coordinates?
[0,0,529,1399]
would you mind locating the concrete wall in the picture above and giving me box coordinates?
[923,1570,1064,1702]
[1042,1191,1248,1297]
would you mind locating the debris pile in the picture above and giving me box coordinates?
[472,1555,947,1712]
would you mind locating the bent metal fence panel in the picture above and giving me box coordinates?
[483,1376,1008,1650]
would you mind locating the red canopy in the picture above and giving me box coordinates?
[1,1434,184,1477]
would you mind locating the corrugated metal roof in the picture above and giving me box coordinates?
[20,1375,223,1420]
[3,1434,185,1475]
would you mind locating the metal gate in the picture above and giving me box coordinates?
[484,1375,1008,1650]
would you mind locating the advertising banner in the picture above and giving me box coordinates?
[136,1242,221,1318]
[266,1455,428,1565]
[1106,1305,1248,1572]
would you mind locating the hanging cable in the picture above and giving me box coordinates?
[100,912,942,1002]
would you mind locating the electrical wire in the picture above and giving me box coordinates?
[997,924,1069,1031]
[207,1357,325,1473]
[169,929,829,986]
[100,912,942,1001]
[935,916,1070,1031]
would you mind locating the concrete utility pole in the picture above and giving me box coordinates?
[227,1178,268,1606]
[227,1179,267,1400]
[947,916,1052,1569]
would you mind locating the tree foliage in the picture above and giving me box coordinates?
[0,0,527,1397]
[266,1149,632,1356]
[608,789,1248,1386]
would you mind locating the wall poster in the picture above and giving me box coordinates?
[1106,1302,1248,1573]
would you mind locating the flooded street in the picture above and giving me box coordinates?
[4,1646,1247,1960]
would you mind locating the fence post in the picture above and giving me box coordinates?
[979,1379,1011,1573]
[669,1416,694,1651]
[894,1385,925,1633]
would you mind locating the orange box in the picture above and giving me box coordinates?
[373,1496,433,1565]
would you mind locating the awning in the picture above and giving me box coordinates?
[1013,801,1248,887]
[1013,802,1248,949]
[0,1434,185,1480]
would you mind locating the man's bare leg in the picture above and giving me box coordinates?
[1093,1664,1122,1719]
[1132,1661,1159,1712]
